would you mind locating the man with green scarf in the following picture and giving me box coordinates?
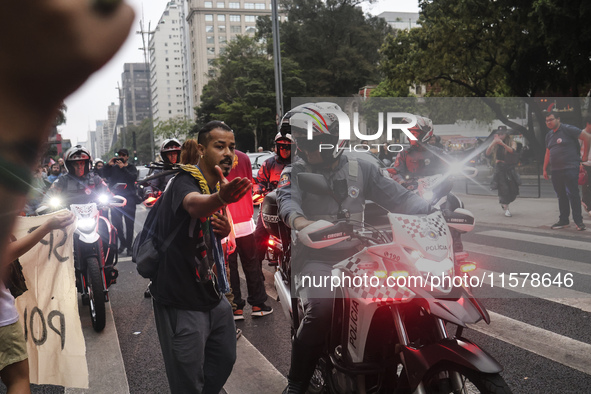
[150,121,252,394]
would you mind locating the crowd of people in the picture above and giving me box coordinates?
[1,1,591,393]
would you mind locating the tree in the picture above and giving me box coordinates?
[154,116,195,140]
[264,0,392,97]
[106,118,153,165]
[377,0,591,156]
[196,36,305,151]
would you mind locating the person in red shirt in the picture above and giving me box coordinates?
[227,150,273,318]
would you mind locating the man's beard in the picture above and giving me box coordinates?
[219,157,233,176]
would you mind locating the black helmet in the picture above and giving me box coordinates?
[280,102,345,164]
[160,138,181,163]
[64,145,92,176]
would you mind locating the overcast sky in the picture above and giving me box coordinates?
[61,0,420,145]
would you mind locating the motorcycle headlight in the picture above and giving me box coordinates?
[98,194,110,205]
[49,197,62,208]
[77,218,96,233]
[415,257,454,293]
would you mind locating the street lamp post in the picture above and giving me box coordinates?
[271,0,284,130]
[137,20,156,162]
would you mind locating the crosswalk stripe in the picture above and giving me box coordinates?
[475,268,591,313]
[470,311,591,375]
[464,242,591,277]
[475,230,591,251]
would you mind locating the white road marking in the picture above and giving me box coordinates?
[464,242,591,277]
[470,311,591,375]
[474,268,591,313]
[475,230,591,251]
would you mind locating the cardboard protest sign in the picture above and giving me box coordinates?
[13,211,89,388]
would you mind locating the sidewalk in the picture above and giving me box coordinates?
[457,192,591,234]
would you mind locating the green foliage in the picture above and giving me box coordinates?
[154,116,196,140]
[279,0,393,96]
[198,0,392,150]
[55,103,67,127]
[196,36,305,151]
[106,118,154,165]
[377,0,591,155]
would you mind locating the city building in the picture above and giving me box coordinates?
[87,129,97,160]
[95,120,108,159]
[150,1,193,124]
[378,12,420,30]
[121,63,151,127]
[186,0,276,106]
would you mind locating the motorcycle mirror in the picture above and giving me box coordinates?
[462,166,478,178]
[297,173,333,197]
[113,182,128,190]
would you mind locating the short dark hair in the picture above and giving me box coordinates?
[545,112,559,119]
[197,121,233,145]
[584,115,591,126]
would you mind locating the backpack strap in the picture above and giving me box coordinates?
[153,173,187,251]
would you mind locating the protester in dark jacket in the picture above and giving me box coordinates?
[103,148,138,255]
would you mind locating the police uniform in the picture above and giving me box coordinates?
[254,154,291,263]
[393,144,450,177]
[44,172,109,206]
[276,154,431,386]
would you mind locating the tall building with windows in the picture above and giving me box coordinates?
[95,120,107,158]
[186,0,276,106]
[150,1,193,124]
[102,102,120,154]
[121,63,151,127]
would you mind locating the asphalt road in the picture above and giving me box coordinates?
[114,204,591,393]
[6,190,591,393]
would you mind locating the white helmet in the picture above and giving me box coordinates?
[64,145,92,176]
[160,138,181,163]
[274,132,294,144]
[279,102,345,164]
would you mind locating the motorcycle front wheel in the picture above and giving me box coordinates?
[419,364,512,394]
[86,257,106,332]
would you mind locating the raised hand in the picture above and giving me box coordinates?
[215,165,252,204]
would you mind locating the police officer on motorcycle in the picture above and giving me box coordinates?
[146,138,182,193]
[43,145,109,206]
[276,103,433,394]
[253,132,294,264]
[391,116,464,252]
[391,115,450,179]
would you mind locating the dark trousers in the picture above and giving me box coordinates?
[288,262,334,386]
[551,168,583,224]
[153,298,236,394]
[228,233,267,307]
[253,211,270,263]
[111,196,136,249]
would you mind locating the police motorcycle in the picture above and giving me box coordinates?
[136,163,180,208]
[138,139,183,208]
[38,192,126,332]
[392,160,479,264]
[267,173,511,394]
